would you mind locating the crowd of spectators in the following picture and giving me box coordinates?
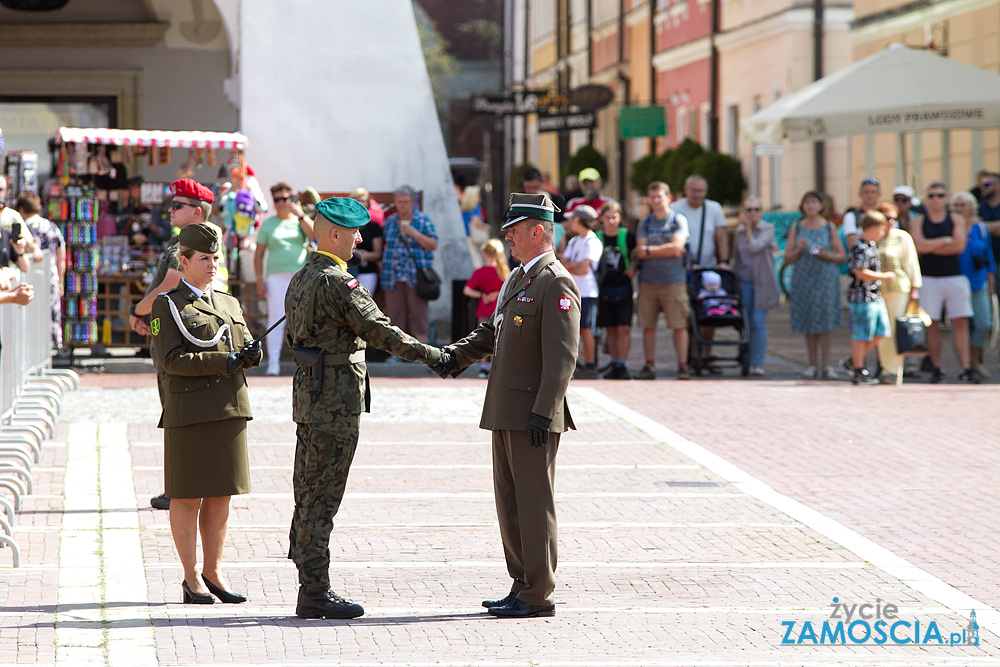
[4,163,998,388]
[476,168,998,385]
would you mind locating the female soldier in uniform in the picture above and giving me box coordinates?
[151,223,261,604]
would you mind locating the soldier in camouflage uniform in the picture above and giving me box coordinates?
[284,197,447,619]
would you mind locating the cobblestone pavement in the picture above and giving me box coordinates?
[1,365,996,666]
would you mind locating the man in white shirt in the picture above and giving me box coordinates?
[560,205,604,379]
[670,175,729,370]
[670,175,729,270]
[841,177,881,248]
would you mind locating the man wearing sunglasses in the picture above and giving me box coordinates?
[891,185,918,233]
[910,180,976,383]
[977,172,1000,272]
[129,178,220,510]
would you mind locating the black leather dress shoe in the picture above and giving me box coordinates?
[481,592,516,609]
[296,586,364,619]
[202,575,247,604]
[488,599,555,618]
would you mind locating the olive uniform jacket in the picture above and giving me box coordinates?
[284,252,441,424]
[451,252,581,432]
[150,283,258,429]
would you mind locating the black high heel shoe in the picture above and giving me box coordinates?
[202,575,247,604]
[182,580,215,605]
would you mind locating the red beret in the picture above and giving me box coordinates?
[170,178,214,204]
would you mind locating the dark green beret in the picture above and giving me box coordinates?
[316,197,371,228]
[177,223,220,254]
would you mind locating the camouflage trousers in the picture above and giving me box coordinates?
[287,414,360,587]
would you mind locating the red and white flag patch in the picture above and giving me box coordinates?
[346,278,360,290]
[558,296,572,311]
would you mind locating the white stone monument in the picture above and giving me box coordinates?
[234,0,471,332]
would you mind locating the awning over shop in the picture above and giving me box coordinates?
[739,44,1000,145]
[55,127,249,150]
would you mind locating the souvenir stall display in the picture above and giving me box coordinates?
[49,127,252,357]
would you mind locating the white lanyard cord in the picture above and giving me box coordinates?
[164,296,234,352]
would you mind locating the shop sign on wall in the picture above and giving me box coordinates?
[568,85,614,112]
[470,90,550,116]
[619,106,666,139]
[537,111,596,133]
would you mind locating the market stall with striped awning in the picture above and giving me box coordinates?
[54,127,250,150]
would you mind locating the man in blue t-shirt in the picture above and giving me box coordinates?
[635,181,690,380]
[977,172,1000,274]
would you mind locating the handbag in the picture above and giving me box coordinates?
[896,300,930,356]
[400,234,441,301]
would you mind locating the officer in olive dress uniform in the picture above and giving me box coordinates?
[284,197,444,619]
[437,193,581,618]
[130,178,218,511]
[151,223,261,605]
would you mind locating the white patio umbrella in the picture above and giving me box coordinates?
[740,43,1000,145]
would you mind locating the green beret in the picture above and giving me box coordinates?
[316,197,371,228]
[177,223,220,254]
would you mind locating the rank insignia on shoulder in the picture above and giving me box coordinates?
[346,278,360,290]
[559,297,572,311]
[150,318,160,336]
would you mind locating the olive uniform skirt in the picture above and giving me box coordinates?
[164,418,250,498]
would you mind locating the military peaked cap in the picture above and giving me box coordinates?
[502,192,560,230]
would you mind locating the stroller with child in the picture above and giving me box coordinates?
[687,267,751,376]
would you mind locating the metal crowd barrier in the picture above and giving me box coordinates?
[0,253,80,567]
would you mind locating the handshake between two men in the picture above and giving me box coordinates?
[425,346,552,448]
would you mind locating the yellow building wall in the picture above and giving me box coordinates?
[533,41,558,73]
[722,24,852,209]
[628,18,652,105]
[851,3,1000,195]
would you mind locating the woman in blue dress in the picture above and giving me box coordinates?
[785,190,846,379]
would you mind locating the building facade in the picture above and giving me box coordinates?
[849,0,1000,195]
[504,0,999,213]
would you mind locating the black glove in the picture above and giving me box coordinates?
[526,412,552,448]
[226,352,246,376]
[240,339,262,364]
[431,346,458,379]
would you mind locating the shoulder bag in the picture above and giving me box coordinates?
[400,234,441,301]
[896,300,930,356]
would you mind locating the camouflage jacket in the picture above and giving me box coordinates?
[144,238,182,297]
[284,252,441,423]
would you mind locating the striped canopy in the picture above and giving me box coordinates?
[55,127,249,150]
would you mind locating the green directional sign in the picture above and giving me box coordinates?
[619,106,666,139]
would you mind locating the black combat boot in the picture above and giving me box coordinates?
[295,586,364,619]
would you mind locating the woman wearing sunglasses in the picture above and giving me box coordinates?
[253,182,314,375]
[730,197,780,376]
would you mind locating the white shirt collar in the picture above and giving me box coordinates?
[182,279,206,299]
[520,251,551,274]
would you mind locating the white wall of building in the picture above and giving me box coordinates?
[237,0,470,324]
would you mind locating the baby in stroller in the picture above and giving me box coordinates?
[698,271,739,317]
